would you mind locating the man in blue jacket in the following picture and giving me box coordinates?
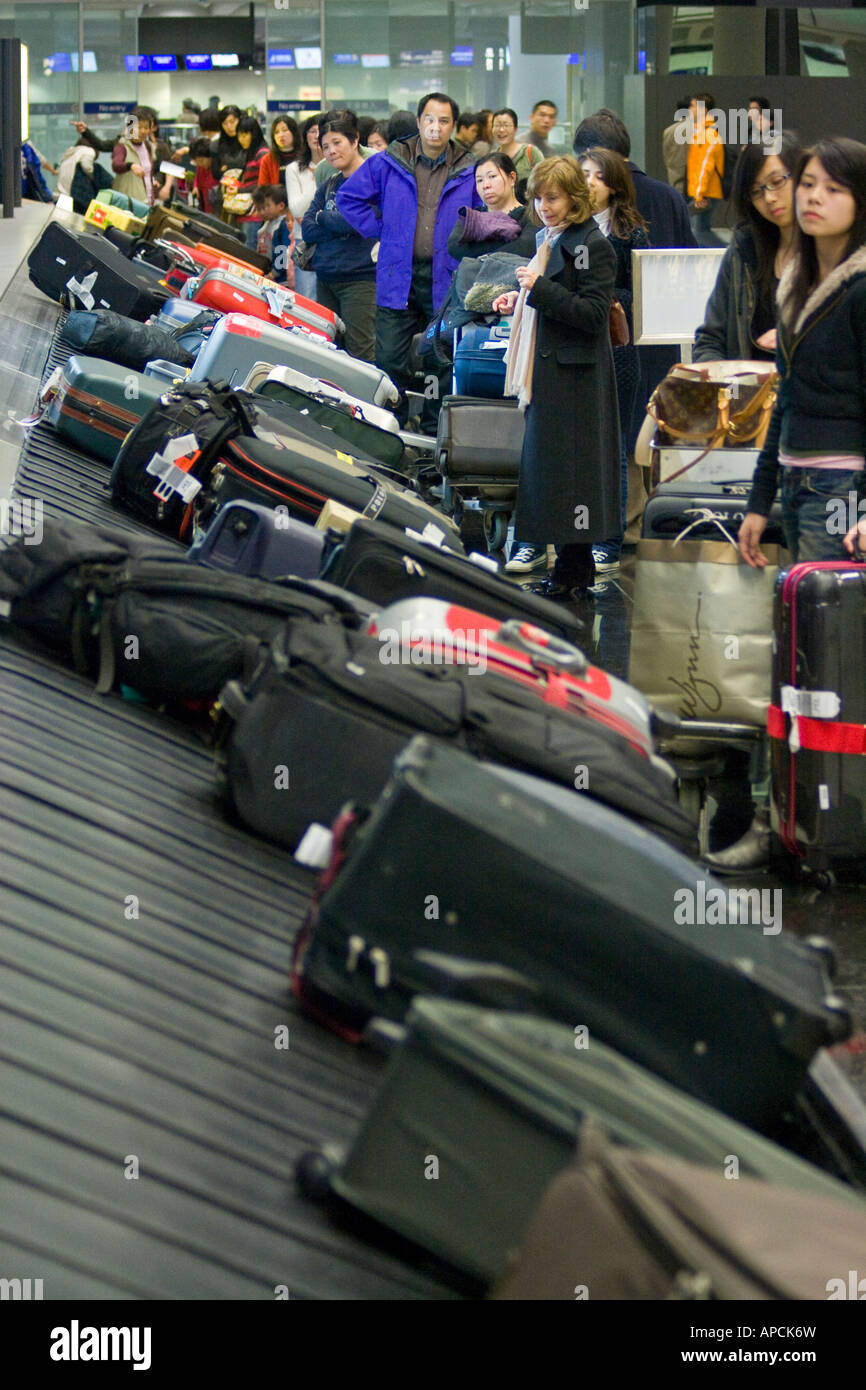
[337,91,482,430]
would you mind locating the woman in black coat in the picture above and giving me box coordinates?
[494,156,620,597]
[580,146,650,574]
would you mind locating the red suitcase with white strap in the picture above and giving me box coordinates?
[190,268,341,341]
[189,269,330,340]
[366,597,673,760]
[769,560,866,872]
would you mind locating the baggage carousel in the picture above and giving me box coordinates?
[0,250,458,1300]
[2,215,865,1301]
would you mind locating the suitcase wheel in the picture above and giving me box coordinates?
[295,1146,342,1202]
[804,935,837,979]
[483,509,509,554]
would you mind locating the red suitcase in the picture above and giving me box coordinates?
[191,268,339,341]
[366,597,672,759]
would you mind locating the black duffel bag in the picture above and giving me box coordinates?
[60,309,196,373]
[215,616,697,854]
[0,517,370,706]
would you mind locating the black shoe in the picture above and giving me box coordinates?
[535,577,595,603]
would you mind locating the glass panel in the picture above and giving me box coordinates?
[266,0,324,120]
[81,8,139,149]
[0,3,80,169]
[799,9,866,78]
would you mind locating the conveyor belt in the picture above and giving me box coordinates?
[0,278,459,1299]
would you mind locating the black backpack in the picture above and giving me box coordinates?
[110,381,259,535]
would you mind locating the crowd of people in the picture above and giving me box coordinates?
[43,91,866,606]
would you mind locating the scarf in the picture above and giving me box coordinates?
[593,205,612,237]
[503,224,564,412]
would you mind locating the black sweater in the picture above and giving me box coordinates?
[748,245,866,515]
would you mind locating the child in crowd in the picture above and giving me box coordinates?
[259,185,294,286]
[189,137,220,212]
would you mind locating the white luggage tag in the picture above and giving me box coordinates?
[467,551,500,574]
[780,685,841,720]
[403,522,448,549]
[146,433,202,503]
[66,269,99,310]
[264,286,291,317]
[294,823,334,869]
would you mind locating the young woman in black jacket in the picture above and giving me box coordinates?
[579,147,650,575]
[706,138,866,873]
[739,137,866,569]
[694,131,801,363]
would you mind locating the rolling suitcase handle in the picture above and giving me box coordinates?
[150,238,201,275]
[496,620,589,675]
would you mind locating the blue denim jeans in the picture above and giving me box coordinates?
[689,200,725,248]
[780,467,864,562]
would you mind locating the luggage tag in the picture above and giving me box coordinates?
[781,684,841,755]
[264,286,291,318]
[403,521,449,550]
[65,270,98,310]
[146,432,203,503]
[294,823,334,870]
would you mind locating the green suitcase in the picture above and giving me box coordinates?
[43,355,165,466]
[298,999,863,1289]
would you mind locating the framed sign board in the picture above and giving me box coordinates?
[633,248,726,347]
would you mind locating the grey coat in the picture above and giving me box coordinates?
[513,220,621,546]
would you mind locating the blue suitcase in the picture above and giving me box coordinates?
[155,298,218,329]
[453,322,510,399]
[188,500,326,581]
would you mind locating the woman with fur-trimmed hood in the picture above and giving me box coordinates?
[738,137,866,568]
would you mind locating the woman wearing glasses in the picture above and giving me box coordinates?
[694,132,801,361]
[705,136,866,871]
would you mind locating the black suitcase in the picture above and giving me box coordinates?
[0,517,370,705]
[215,619,697,853]
[642,488,786,544]
[291,736,851,1136]
[771,561,866,871]
[321,516,583,643]
[144,206,267,269]
[254,374,406,473]
[197,428,463,552]
[27,222,171,321]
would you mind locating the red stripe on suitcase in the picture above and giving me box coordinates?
[767,704,866,755]
[779,561,866,855]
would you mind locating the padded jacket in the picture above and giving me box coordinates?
[748,245,866,515]
[336,135,482,311]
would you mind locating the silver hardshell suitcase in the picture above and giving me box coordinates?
[189,312,400,408]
